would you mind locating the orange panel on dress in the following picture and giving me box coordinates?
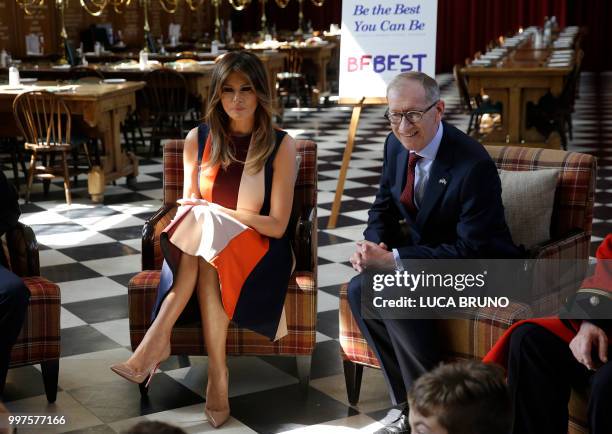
[211,229,269,318]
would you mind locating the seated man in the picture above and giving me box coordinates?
[0,172,30,400]
[485,234,612,434]
[347,71,521,433]
[407,361,512,434]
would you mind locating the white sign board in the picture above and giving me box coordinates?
[339,1,438,100]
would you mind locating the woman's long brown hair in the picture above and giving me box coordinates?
[204,51,276,174]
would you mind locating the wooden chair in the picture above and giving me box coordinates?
[277,48,311,109]
[68,67,105,168]
[174,58,198,65]
[525,49,584,150]
[0,137,27,189]
[453,64,502,135]
[70,66,105,84]
[127,139,318,396]
[486,39,498,51]
[176,51,198,59]
[1,222,61,403]
[338,146,596,434]
[144,69,192,157]
[12,90,90,205]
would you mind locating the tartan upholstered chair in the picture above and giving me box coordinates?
[1,222,61,403]
[339,145,597,434]
[128,138,317,396]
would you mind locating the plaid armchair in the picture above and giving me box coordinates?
[128,139,317,395]
[2,222,61,403]
[339,146,596,434]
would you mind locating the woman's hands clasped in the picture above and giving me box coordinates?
[177,193,209,207]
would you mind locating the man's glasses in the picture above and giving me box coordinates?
[384,100,439,125]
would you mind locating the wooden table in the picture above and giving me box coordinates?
[14,51,286,114]
[462,50,573,148]
[249,44,335,95]
[0,81,144,202]
[12,63,214,114]
[258,52,287,115]
[294,44,335,94]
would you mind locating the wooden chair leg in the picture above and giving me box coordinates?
[137,125,146,151]
[92,139,101,166]
[467,112,475,135]
[123,127,132,154]
[41,359,59,403]
[18,146,27,185]
[45,152,57,195]
[61,151,72,205]
[25,151,37,203]
[343,359,364,406]
[296,355,312,389]
[72,148,79,187]
[10,144,20,190]
[82,141,93,168]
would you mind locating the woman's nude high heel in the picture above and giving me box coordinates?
[204,371,230,428]
[110,345,171,388]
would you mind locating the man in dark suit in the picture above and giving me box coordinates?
[347,72,522,433]
[0,172,30,400]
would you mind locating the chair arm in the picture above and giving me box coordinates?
[527,230,590,260]
[5,222,40,277]
[519,230,591,315]
[438,301,535,360]
[142,204,177,271]
[293,207,315,272]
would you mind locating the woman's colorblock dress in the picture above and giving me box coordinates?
[152,124,293,341]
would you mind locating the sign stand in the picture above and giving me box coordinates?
[327,96,387,229]
[331,0,437,228]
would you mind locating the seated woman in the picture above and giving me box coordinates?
[484,234,612,434]
[111,51,297,429]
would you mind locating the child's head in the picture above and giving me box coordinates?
[123,421,187,434]
[407,361,511,434]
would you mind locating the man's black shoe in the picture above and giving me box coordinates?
[373,408,410,434]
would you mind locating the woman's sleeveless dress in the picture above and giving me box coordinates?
[151,124,293,341]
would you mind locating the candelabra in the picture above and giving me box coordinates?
[15,0,70,63]
[212,0,220,41]
[80,0,199,51]
[295,0,303,34]
[260,0,267,37]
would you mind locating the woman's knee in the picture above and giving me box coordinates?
[197,258,219,289]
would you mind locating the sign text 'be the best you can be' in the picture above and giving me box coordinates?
[339,1,438,99]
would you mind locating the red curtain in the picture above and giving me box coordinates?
[230,0,341,35]
[435,0,567,72]
[232,0,609,72]
[566,0,612,71]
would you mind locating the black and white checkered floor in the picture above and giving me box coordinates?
[2,72,611,433]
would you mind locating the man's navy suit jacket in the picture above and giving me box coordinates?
[364,121,523,259]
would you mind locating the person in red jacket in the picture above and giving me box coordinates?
[484,234,612,434]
